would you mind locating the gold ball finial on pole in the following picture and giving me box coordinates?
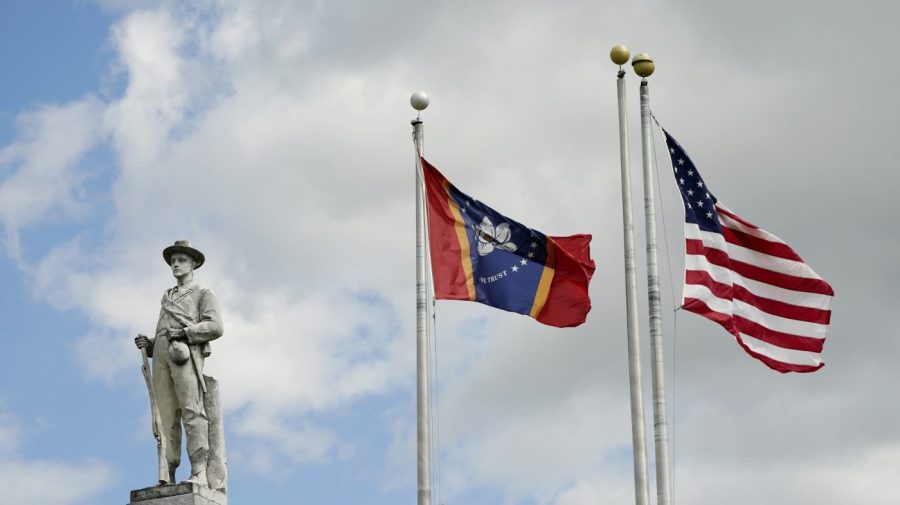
[632,53,655,78]
[610,45,630,66]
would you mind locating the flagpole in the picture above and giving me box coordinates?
[611,44,651,505]
[633,53,672,505]
[411,91,432,505]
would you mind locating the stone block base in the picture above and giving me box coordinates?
[129,483,227,505]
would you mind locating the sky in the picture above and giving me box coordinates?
[0,1,898,504]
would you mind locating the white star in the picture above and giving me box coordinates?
[670,147,675,154]
[697,200,704,207]
[678,158,685,165]
[466,200,471,206]
[705,192,711,200]
[461,208,466,213]
[687,203,692,209]
[530,242,537,248]
[527,251,534,259]
[706,212,713,219]
[520,259,528,266]
[679,178,685,185]
[687,189,694,196]
[686,170,693,176]
[697,181,704,188]
[511,265,519,272]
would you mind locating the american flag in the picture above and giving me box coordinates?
[663,129,834,373]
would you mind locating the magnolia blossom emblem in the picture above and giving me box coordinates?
[474,216,518,256]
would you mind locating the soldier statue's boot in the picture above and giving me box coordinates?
[184,469,208,488]
[168,469,177,485]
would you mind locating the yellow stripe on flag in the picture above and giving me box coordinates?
[445,181,476,300]
[530,240,555,317]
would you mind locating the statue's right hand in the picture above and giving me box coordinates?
[135,334,151,349]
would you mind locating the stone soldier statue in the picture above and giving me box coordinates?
[135,240,226,490]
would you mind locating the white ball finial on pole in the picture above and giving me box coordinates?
[410,91,430,112]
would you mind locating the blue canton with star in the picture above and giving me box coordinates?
[663,130,722,234]
[445,182,550,314]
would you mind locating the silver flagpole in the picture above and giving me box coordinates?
[410,91,432,505]
[610,45,651,505]
[633,54,672,505]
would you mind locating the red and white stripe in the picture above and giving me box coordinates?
[682,204,834,373]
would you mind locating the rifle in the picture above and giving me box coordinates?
[139,337,170,484]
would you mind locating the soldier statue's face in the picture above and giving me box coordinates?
[170,252,195,279]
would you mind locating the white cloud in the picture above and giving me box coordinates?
[546,472,633,505]
[0,412,112,505]
[104,6,195,168]
[674,443,900,505]
[0,98,104,261]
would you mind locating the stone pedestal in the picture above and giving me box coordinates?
[129,483,227,505]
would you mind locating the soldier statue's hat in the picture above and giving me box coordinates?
[163,240,206,269]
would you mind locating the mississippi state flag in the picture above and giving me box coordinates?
[663,129,834,372]
[421,157,595,327]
